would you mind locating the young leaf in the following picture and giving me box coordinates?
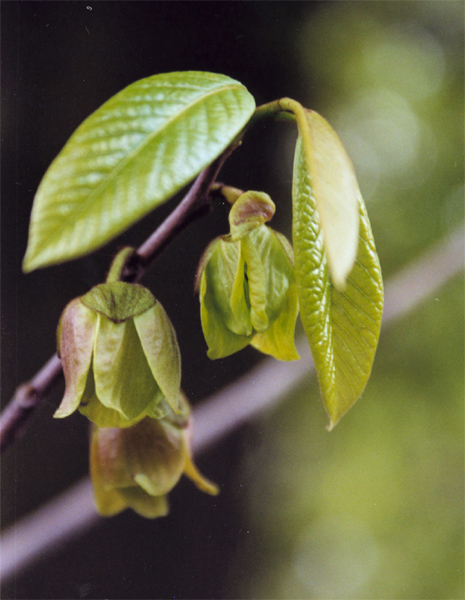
[293,138,383,429]
[23,72,255,272]
[280,100,360,289]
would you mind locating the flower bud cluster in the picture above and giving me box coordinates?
[55,275,217,518]
[56,189,300,518]
[56,281,181,428]
[196,191,300,361]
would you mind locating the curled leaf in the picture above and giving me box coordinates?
[281,99,360,289]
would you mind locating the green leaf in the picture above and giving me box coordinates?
[280,100,360,289]
[23,72,256,272]
[293,140,383,429]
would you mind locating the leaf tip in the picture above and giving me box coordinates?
[325,419,337,432]
[21,251,36,274]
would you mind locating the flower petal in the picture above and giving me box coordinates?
[93,316,161,420]
[229,191,275,241]
[79,369,147,428]
[241,229,269,332]
[207,238,252,336]
[183,453,219,496]
[134,303,181,413]
[81,281,155,322]
[54,299,97,418]
[200,269,251,359]
[117,488,169,519]
[251,281,300,361]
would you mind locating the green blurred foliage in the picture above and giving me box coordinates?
[229,2,464,599]
[233,277,463,598]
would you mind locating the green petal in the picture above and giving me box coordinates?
[251,281,300,361]
[240,230,269,332]
[117,488,169,519]
[93,315,161,421]
[216,239,252,336]
[200,270,251,359]
[81,281,155,322]
[242,227,296,332]
[134,303,181,413]
[204,238,252,336]
[90,426,129,516]
[79,368,148,428]
[273,230,295,265]
[229,191,275,241]
[54,299,97,418]
[184,453,220,496]
[127,419,187,497]
[230,249,252,333]
[90,425,133,489]
[263,229,296,322]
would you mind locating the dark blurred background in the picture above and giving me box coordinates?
[1,2,463,599]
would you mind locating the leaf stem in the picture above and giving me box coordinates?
[248,98,314,168]
[0,144,237,452]
[248,99,297,127]
[105,247,138,282]
[209,183,244,205]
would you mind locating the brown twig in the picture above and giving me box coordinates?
[0,147,236,453]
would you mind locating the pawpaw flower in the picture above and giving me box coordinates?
[54,281,181,428]
[196,191,300,361]
[90,394,219,518]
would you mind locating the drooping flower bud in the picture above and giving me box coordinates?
[90,394,218,518]
[55,281,181,428]
[196,191,300,361]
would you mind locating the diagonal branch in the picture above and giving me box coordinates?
[0,225,463,584]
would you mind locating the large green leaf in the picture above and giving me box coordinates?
[280,100,360,289]
[23,72,255,272]
[293,137,383,429]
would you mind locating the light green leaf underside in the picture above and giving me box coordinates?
[23,71,255,272]
[293,141,383,429]
[292,108,360,289]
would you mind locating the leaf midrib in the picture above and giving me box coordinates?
[39,82,248,250]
